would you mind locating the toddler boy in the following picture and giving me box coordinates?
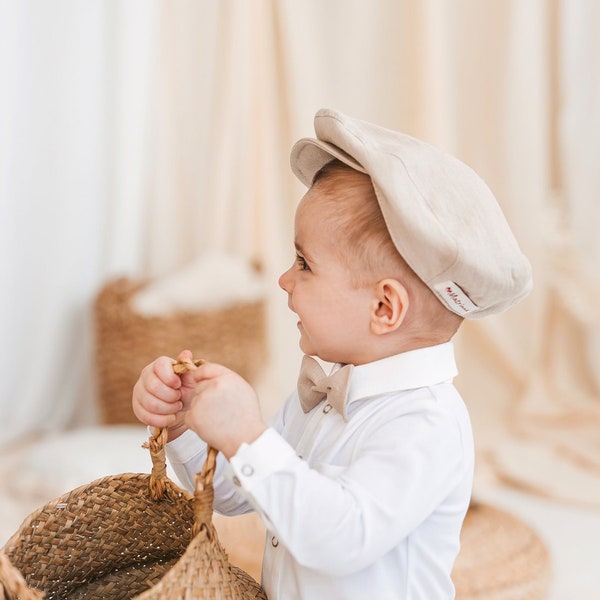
[132,108,532,599]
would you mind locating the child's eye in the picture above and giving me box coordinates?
[296,253,310,271]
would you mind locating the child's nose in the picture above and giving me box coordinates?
[278,267,293,293]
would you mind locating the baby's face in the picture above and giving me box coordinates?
[278,190,375,365]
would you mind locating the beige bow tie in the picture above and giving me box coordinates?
[297,355,354,421]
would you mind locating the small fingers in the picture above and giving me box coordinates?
[133,402,181,429]
[152,356,183,388]
[145,370,182,404]
[142,390,183,416]
[132,357,185,427]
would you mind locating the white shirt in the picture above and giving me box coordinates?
[167,342,474,600]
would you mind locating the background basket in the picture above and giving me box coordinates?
[94,277,267,424]
[452,502,552,599]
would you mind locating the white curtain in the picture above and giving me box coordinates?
[1,1,107,437]
[1,0,598,506]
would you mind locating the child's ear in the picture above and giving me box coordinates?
[370,279,409,335]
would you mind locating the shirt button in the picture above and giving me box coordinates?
[232,476,241,487]
[323,403,332,414]
[241,464,254,477]
[271,536,279,547]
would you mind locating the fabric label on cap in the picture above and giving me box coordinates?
[433,281,479,315]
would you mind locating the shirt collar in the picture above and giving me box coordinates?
[337,342,458,406]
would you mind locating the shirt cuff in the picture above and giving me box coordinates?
[225,427,297,492]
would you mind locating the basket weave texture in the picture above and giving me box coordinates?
[452,502,552,599]
[94,277,267,425]
[0,360,267,600]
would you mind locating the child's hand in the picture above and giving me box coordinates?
[132,350,197,441]
[184,362,267,459]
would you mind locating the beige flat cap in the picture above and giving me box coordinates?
[290,108,533,318]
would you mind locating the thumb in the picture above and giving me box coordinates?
[189,361,231,383]
[174,350,203,385]
[176,349,194,364]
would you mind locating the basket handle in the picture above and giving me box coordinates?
[170,357,219,536]
[145,357,215,501]
[145,427,170,499]
[171,356,219,495]
[145,357,219,533]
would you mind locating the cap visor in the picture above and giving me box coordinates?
[290,137,367,186]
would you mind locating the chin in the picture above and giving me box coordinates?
[299,337,342,363]
[298,340,313,356]
[299,338,324,360]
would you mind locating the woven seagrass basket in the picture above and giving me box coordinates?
[94,277,266,425]
[452,501,552,599]
[0,360,266,600]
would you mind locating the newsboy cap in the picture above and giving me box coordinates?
[290,108,533,318]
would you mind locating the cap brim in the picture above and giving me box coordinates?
[290,137,368,187]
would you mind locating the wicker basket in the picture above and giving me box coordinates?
[94,277,267,425]
[452,502,552,599]
[0,361,267,600]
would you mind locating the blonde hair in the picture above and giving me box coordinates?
[311,160,402,282]
[312,160,412,285]
[311,160,463,341]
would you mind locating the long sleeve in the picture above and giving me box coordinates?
[165,403,289,516]
[165,429,253,516]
